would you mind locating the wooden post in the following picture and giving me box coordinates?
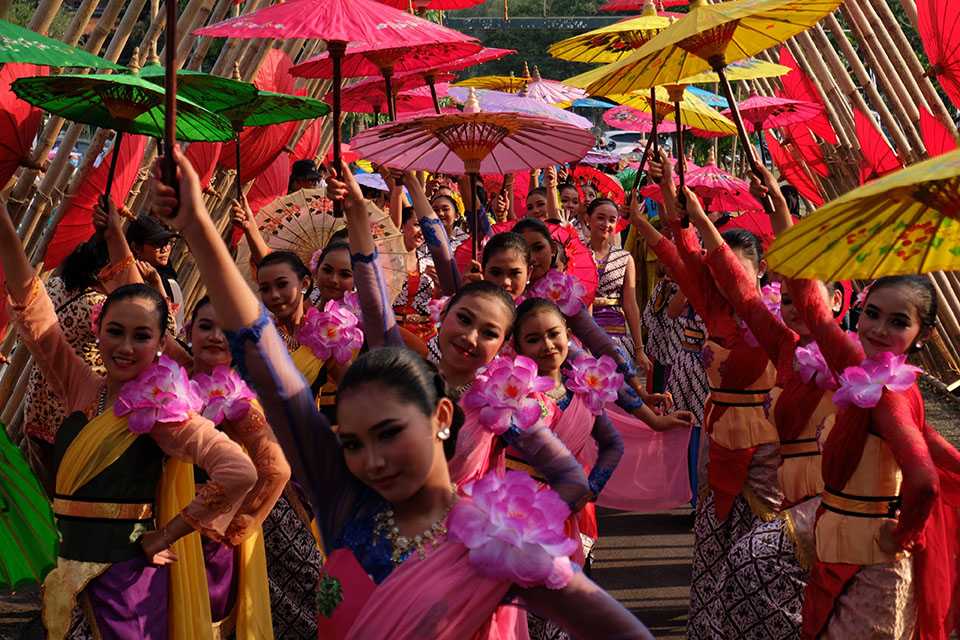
[27,0,63,33]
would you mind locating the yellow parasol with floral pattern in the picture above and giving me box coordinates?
[548,0,673,64]
[766,149,960,280]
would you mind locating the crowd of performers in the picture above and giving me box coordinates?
[2,141,959,640]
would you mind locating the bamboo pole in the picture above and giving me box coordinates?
[790,34,856,149]
[898,0,919,32]
[27,0,63,33]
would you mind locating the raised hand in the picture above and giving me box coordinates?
[150,147,205,234]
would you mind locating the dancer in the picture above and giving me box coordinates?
[152,148,654,640]
[633,151,779,639]
[0,195,256,639]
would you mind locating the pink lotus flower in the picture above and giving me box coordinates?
[832,351,921,409]
[566,354,623,415]
[461,356,554,434]
[527,270,586,316]
[297,300,364,364]
[341,290,361,319]
[794,341,837,390]
[761,282,782,321]
[114,355,203,433]
[448,471,577,590]
[192,366,257,424]
[428,296,450,324]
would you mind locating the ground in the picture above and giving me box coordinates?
[1,381,957,639]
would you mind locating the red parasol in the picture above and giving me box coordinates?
[45,135,148,268]
[454,220,598,305]
[916,0,960,111]
[724,94,823,133]
[325,143,359,165]
[764,131,825,206]
[782,122,829,177]
[919,106,958,157]
[720,211,776,248]
[335,72,453,116]
[854,109,902,184]
[184,142,223,192]
[0,63,47,188]
[292,118,325,162]
[600,0,688,10]
[777,47,838,144]
[570,165,626,207]
[377,0,484,9]
[686,161,763,212]
[603,104,678,133]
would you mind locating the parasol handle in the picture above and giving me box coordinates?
[330,41,347,218]
[103,130,124,208]
[426,74,441,115]
[382,67,397,122]
[235,130,242,204]
[650,88,659,155]
[710,59,774,215]
[469,172,480,261]
[163,0,177,192]
[630,131,655,202]
[673,100,689,227]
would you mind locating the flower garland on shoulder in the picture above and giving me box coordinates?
[448,470,577,590]
[296,299,364,364]
[115,355,203,433]
[461,355,555,434]
[191,366,257,425]
[565,354,623,415]
[525,269,587,316]
[832,351,922,409]
[793,341,837,391]
[738,282,782,347]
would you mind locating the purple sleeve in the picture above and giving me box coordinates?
[420,217,462,296]
[588,412,624,495]
[351,249,403,348]
[567,306,634,377]
[226,308,362,551]
[502,422,590,508]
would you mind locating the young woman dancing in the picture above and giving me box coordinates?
[0,197,256,639]
[151,148,653,640]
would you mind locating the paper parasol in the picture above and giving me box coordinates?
[549,1,674,65]
[600,0,688,10]
[766,148,960,280]
[604,105,678,134]
[0,18,124,69]
[517,66,586,106]
[446,86,593,130]
[454,74,528,93]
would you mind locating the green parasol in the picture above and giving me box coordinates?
[0,424,57,589]
[138,64,260,118]
[0,18,124,70]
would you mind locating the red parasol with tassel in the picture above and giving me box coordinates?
[919,106,958,157]
[185,142,223,192]
[570,165,626,207]
[777,47,838,144]
[854,109,902,184]
[916,0,960,111]
[764,131,825,206]
[782,123,829,177]
[0,63,47,187]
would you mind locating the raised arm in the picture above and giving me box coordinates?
[230,197,272,265]
[404,171,461,296]
[329,163,402,349]
[786,276,864,373]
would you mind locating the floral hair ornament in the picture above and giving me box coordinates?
[309,248,324,273]
[115,355,203,434]
[832,351,922,409]
[793,341,837,390]
[297,300,364,365]
[526,269,587,316]
[461,356,555,434]
[191,366,257,425]
[854,281,875,309]
[761,281,782,321]
[566,354,623,415]
[448,471,577,590]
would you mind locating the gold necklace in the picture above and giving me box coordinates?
[374,488,458,566]
[546,382,567,400]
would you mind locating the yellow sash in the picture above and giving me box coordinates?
[55,408,137,496]
[292,345,325,387]
[235,527,273,639]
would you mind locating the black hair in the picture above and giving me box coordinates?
[586,197,619,217]
[337,347,465,460]
[99,283,170,335]
[721,228,763,270]
[401,206,417,227]
[780,184,800,217]
[513,297,566,349]
[61,237,109,293]
[558,182,579,197]
[257,250,310,280]
[317,239,350,268]
[512,217,557,269]
[868,276,939,344]
[430,194,459,215]
[188,295,212,333]
[443,281,516,333]
[526,186,548,200]
[481,232,530,269]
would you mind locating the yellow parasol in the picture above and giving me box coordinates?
[766,149,960,280]
[454,74,528,93]
[564,56,791,91]
[611,85,736,135]
[548,0,674,65]
[583,0,840,211]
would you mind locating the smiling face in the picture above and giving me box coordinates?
[858,284,926,358]
[515,309,569,378]
[483,248,529,298]
[337,383,451,503]
[588,202,619,244]
[98,297,165,383]
[316,247,354,303]
[402,217,423,253]
[190,303,231,373]
[559,186,580,219]
[519,229,553,282]
[525,193,548,221]
[431,197,458,232]
[438,294,513,376]
[257,262,308,321]
[780,281,841,338]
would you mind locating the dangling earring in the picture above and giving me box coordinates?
[437,426,451,441]
[156,350,163,359]
[915,342,924,350]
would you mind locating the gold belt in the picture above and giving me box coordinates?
[781,437,821,459]
[593,297,620,307]
[53,497,153,520]
[505,456,547,484]
[709,387,770,407]
[822,487,900,518]
[603,326,628,335]
[395,313,431,324]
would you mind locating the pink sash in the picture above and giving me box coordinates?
[550,394,596,469]
[448,412,498,489]
[345,540,518,640]
[596,405,692,512]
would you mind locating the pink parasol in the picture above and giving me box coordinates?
[184,142,223,192]
[600,0,688,9]
[777,47,838,144]
[333,72,453,116]
[446,86,593,129]
[519,66,586,105]
[377,0,484,9]
[685,161,762,212]
[917,0,960,111]
[341,88,437,116]
[603,104,678,133]
[723,94,823,133]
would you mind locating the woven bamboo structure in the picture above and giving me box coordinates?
[1,0,960,444]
